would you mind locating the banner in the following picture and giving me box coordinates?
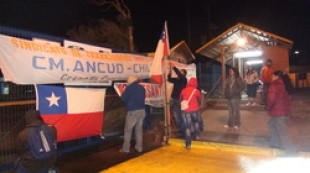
[0,34,152,84]
[35,85,106,142]
[114,82,163,107]
[64,40,112,53]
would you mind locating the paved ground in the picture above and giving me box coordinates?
[101,139,310,173]
[200,88,310,152]
[55,89,310,173]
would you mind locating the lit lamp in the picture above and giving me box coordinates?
[234,50,263,58]
[237,38,247,47]
[246,60,263,65]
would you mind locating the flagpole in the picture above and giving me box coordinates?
[162,21,171,145]
[162,55,171,145]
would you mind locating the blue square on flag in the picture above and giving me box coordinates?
[36,84,67,115]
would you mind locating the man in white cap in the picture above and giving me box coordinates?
[120,75,146,153]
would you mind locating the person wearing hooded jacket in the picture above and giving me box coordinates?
[180,78,202,149]
[16,110,57,173]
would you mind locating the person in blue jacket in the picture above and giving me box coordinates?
[119,75,146,153]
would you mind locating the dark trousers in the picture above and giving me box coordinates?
[227,99,241,127]
[263,83,271,105]
[269,116,296,154]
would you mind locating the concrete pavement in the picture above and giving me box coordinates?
[198,88,310,152]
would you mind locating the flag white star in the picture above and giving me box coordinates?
[46,92,61,107]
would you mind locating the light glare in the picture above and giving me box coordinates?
[237,38,247,46]
[246,60,263,65]
[234,50,263,58]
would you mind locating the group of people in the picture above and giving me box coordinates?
[223,59,295,154]
[15,59,295,172]
[120,66,203,151]
[168,66,202,149]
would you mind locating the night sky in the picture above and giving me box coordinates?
[0,0,309,65]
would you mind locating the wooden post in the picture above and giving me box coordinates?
[221,46,226,89]
[162,57,171,145]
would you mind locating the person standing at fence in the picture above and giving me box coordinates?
[260,59,275,105]
[223,67,245,129]
[180,78,202,149]
[244,67,259,106]
[119,75,146,153]
[16,110,57,173]
[267,71,296,155]
[168,66,187,134]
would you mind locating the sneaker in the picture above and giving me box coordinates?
[185,146,191,150]
[135,148,143,153]
[224,125,229,128]
[119,149,129,153]
[233,126,239,129]
[251,102,256,106]
[246,102,251,106]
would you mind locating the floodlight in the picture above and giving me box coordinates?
[237,38,247,46]
[246,60,263,65]
[234,50,262,58]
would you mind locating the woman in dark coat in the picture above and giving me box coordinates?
[223,67,245,129]
[267,70,295,155]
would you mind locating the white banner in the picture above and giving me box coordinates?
[114,82,163,107]
[0,35,152,84]
[64,40,112,53]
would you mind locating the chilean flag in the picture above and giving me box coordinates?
[35,84,106,142]
[150,21,170,85]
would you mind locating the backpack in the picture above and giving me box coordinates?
[27,125,57,160]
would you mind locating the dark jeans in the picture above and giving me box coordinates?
[171,98,183,131]
[143,105,151,131]
[181,110,201,148]
[15,159,58,173]
[246,84,257,98]
[227,99,241,127]
[269,116,296,154]
[263,83,271,105]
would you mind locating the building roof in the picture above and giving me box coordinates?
[196,23,293,62]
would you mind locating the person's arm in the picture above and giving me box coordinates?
[173,67,187,81]
[167,71,175,83]
[236,77,245,93]
[253,72,259,83]
[267,84,276,110]
[121,86,131,102]
[260,67,265,81]
[196,90,202,105]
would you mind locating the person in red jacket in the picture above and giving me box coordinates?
[180,78,201,149]
[267,70,295,155]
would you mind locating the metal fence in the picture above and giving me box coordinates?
[0,83,117,172]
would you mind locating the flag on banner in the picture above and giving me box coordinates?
[35,84,106,142]
[150,21,170,85]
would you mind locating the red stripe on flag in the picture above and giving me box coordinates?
[42,112,104,142]
[149,21,170,85]
[150,75,163,85]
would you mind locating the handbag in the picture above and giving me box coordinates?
[181,89,196,111]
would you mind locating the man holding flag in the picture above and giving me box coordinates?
[168,66,187,134]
